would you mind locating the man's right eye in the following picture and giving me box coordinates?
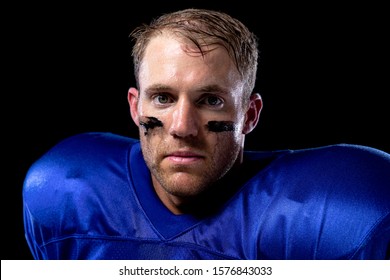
[153,94,171,104]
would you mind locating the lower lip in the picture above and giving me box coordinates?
[167,156,203,164]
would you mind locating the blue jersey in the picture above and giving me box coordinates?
[22,132,390,259]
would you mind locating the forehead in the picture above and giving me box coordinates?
[143,33,234,66]
[138,34,242,90]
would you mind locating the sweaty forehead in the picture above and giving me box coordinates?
[143,33,235,66]
[139,34,241,88]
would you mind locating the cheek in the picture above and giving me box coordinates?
[139,131,165,169]
[210,132,242,171]
[137,103,171,131]
[206,121,235,132]
[139,116,164,136]
[217,129,243,148]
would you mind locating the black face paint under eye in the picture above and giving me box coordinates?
[207,121,236,132]
[139,116,163,135]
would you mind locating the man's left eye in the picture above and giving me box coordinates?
[202,96,223,106]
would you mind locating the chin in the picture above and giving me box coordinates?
[163,175,213,198]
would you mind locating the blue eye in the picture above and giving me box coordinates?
[200,95,223,107]
[153,94,171,104]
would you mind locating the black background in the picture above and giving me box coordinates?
[4,1,389,259]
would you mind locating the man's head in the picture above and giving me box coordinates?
[127,8,262,213]
[130,8,259,102]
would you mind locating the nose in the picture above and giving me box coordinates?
[169,98,199,138]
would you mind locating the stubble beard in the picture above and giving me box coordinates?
[142,137,242,199]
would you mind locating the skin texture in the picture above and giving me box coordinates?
[206,121,236,132]
[139,116,163,135]
[128,33,262,214]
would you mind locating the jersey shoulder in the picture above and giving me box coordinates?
[22,132,139,223]
[255,143,390,204]
[24,132,138,178]
[241,144,390,259]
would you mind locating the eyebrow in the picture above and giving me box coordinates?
[144,84,172,95]
[144,84,228,95]
[197,84,228,95]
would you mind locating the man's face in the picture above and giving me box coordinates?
[129,34,250,210]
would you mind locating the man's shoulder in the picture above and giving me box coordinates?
[238,144,390,259]
[294,143,390,161]
[23,132,139,197]
[243,143,390,208]
[263,143,390,172]
[288,143,390,180]
[246,143,390,178]
[22,133,142,245]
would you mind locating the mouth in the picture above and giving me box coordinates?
[165,150,205,164]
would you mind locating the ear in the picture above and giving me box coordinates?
[128,87,140,126]
[242,93,263,134]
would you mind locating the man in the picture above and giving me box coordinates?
[23,8,390,259]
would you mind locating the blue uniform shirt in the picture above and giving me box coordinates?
[23,132,390,259]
